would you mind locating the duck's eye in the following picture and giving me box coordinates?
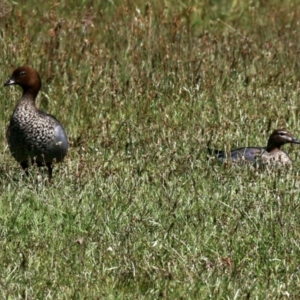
[19,71,26,76]
[279,132,285,136]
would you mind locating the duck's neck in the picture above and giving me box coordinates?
[266,142,281,152]
[20,88,39,104]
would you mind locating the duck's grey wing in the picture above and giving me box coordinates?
[229,147,264,162]
[208,147,266,163]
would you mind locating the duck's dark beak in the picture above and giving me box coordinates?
[292,137,300,144]
[4,78,15,86]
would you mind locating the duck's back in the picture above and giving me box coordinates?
[211,147,264,163]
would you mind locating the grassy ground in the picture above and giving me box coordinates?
[1,0,300,298]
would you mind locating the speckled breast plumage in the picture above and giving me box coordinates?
[7,101,68,166]
[260,150,291,166]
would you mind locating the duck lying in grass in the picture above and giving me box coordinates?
[208,129,300,167]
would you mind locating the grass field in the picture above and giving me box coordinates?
[1,0,300,298]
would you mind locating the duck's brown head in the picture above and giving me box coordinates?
[4,66,41,98]
[267,129,300,151]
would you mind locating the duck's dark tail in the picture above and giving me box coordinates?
[207,148,224,157]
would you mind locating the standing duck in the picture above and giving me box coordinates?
[208,129,300,167]
[4,66,68,180]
